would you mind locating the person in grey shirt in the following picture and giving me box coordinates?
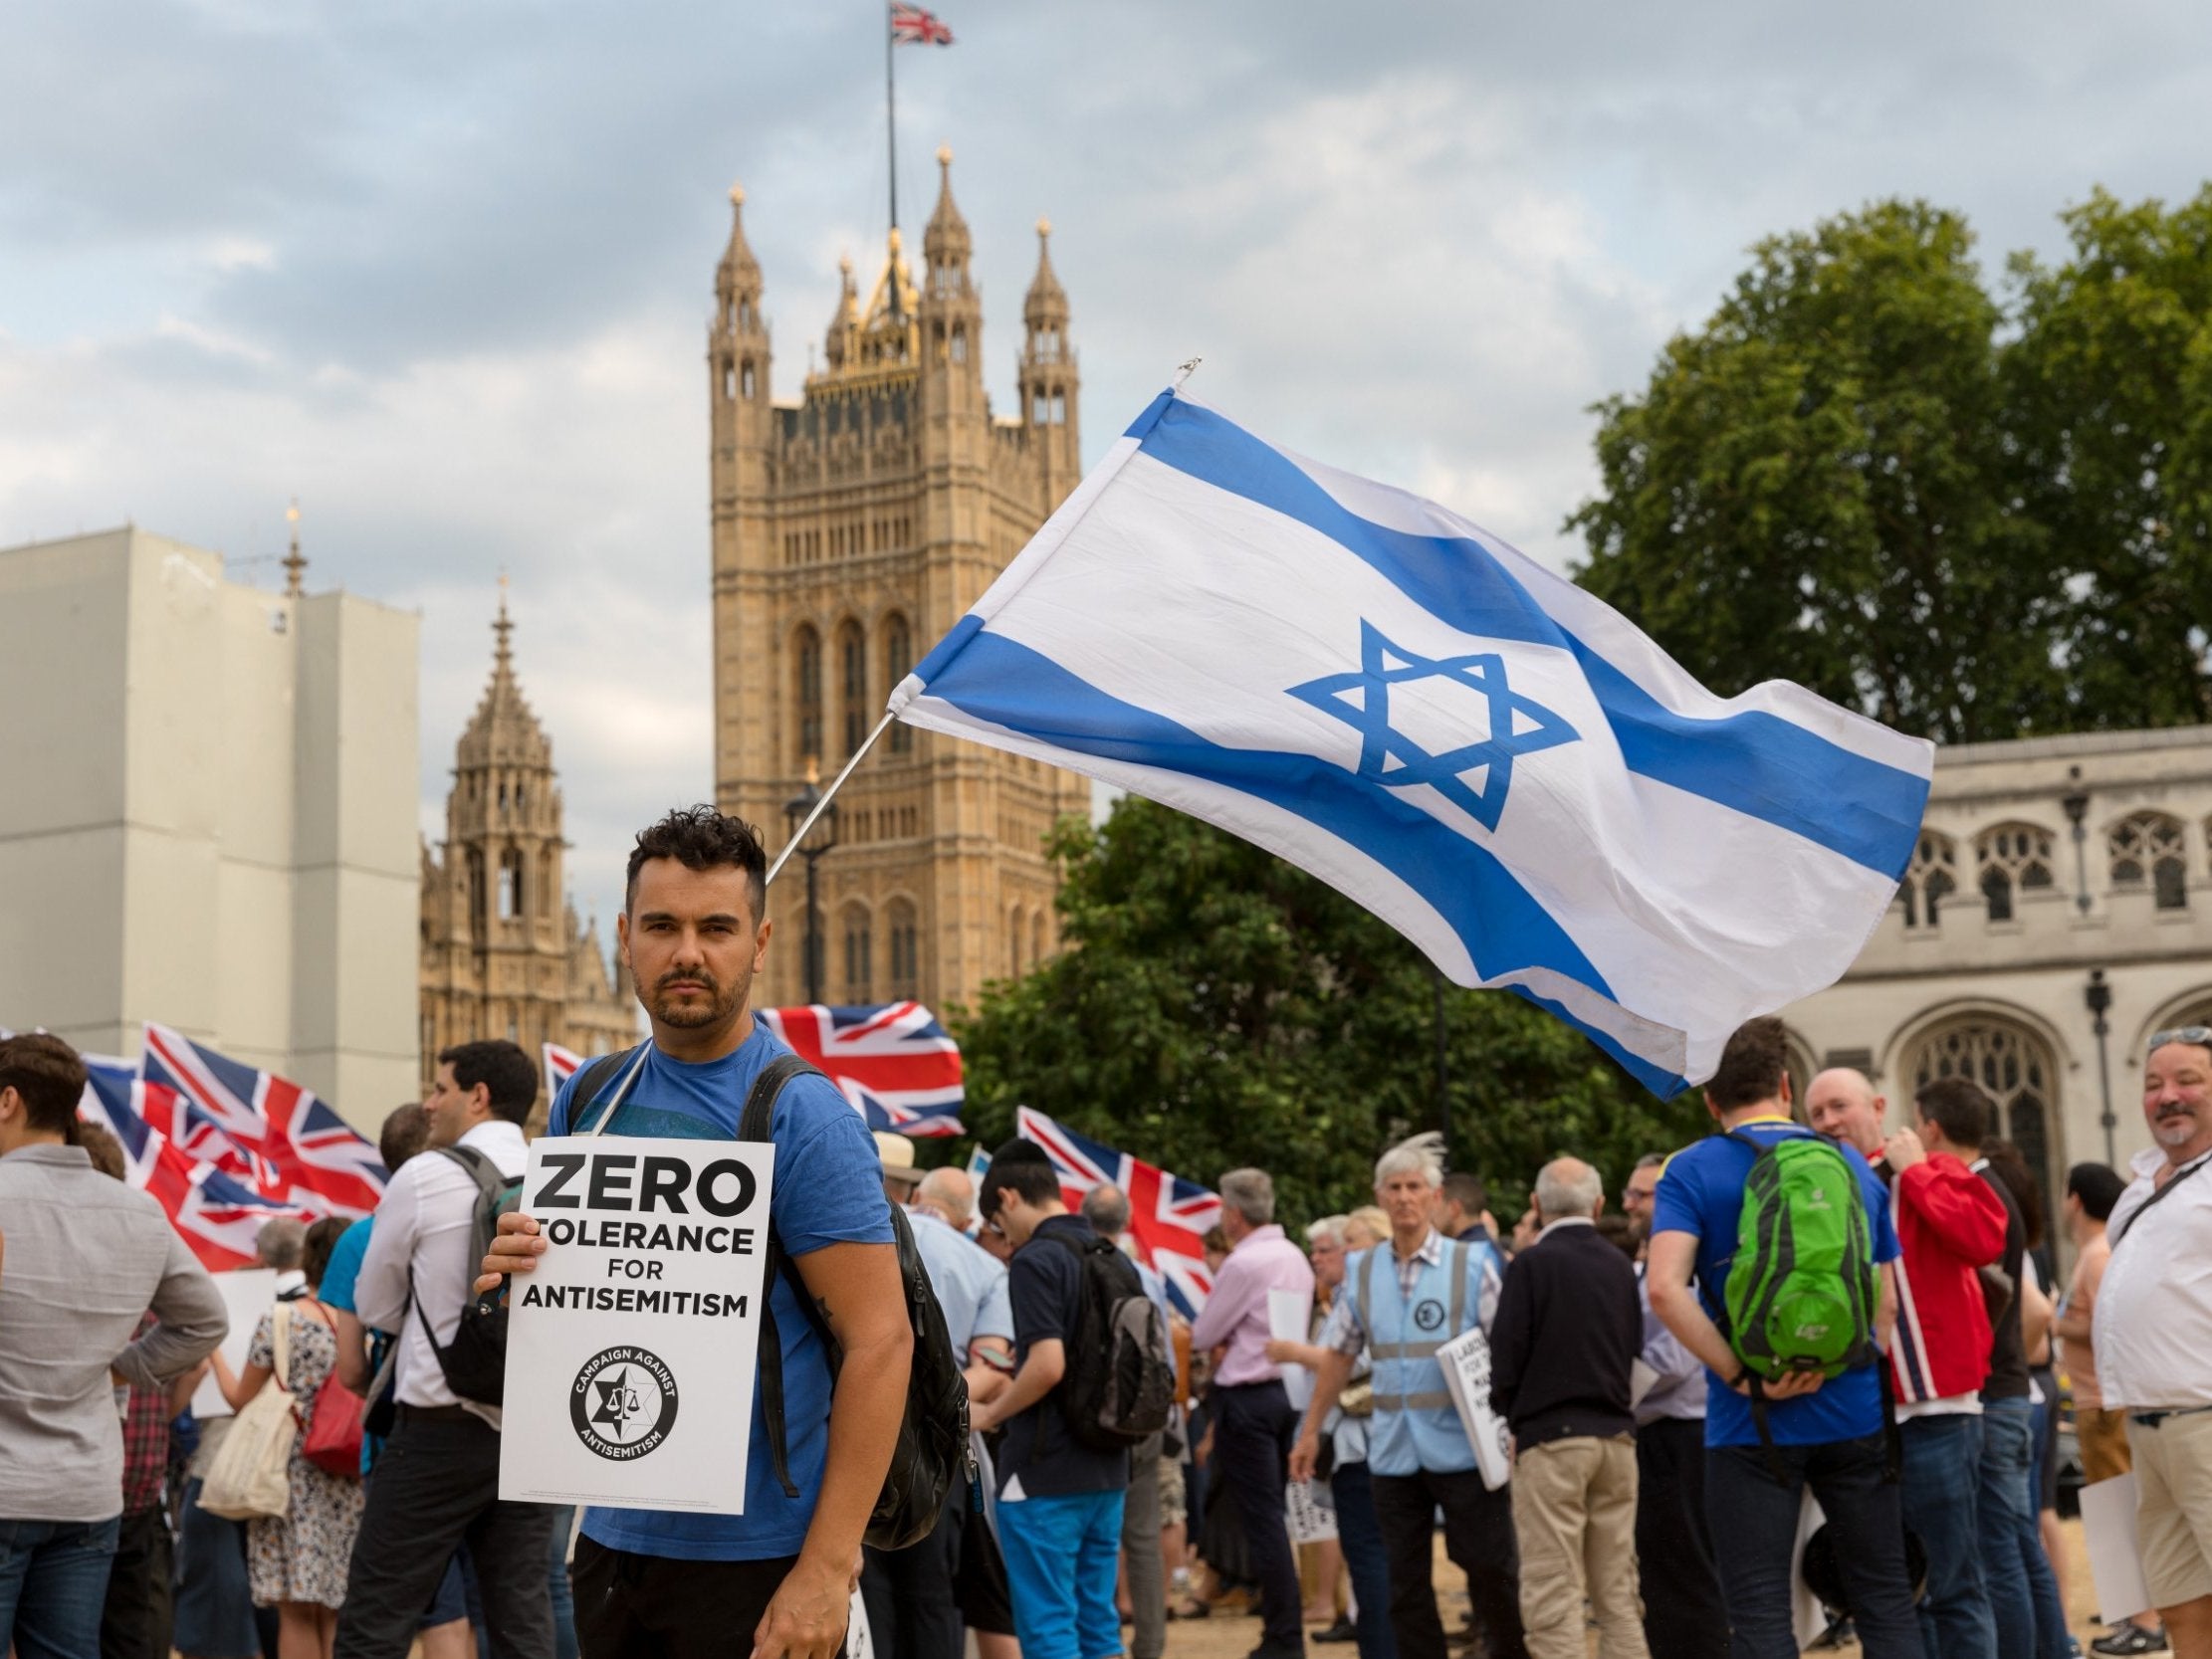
[0,1033,227,1659]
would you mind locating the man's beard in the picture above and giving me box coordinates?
[2152,1103,2204,1147]
[647,966,744,1030]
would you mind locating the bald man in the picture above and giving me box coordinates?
[1811,1068,2010,1659]
[1488,1159,1646,1659]
[917,1167,980,1234]
[1805,1067,1887,1163]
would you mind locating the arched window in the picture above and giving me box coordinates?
[842,905,873,1002]
[1899,830,1959,929]
[2109,810,2188,911]
[1974,823,2056,924]
[1008,906,1024,977]
[1906,1018,2062,1235]
[466,848,487,938]
[723,361,736,402]
[499,849,524,921]
[794,627,823,765]
[884,614,914,755]
[951,326,968,365]
[887,901,920,998]
[838,622,868,757]
[1031,910,1046,968]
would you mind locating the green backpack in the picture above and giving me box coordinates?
[1721,1130,1878,1380]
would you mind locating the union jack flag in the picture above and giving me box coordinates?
[759,1002,965,1138]
[138,1023,387,1216]
[890,1,954,46]
[544,1041,585,1102]
[80,1055,315,1272]
[1014,1107,1219,1317]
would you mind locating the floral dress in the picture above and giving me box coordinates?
[244,1301,364,1609]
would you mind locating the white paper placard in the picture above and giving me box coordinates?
[2081,1474,2152,1623]
[499,1135,774,1513]
[844,1587,873,1659]
[192,1270,281,1420]
[1270,1288,1315,1409]
[1286,1477,1338,1544]
[1435,1325,1513,1490]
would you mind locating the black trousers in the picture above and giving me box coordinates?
[1371,1466,1526,1659]
[1215,1380,1303,1651]
[99,1507,172,1659]
[332,1411,556,1659]
[1635,1416,1725,1659]
[573,1540,800,1659]
[859,1477,966,1659]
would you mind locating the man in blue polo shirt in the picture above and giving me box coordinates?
[1647,1017,1920,1659]
[484,806,910,1659]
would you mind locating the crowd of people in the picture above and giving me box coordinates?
[3,802,2212,1659]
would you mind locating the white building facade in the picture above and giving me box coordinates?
[0,526,420,1127]
[1783,726,2212,1226]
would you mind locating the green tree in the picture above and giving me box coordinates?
[952,798,1708,1226]
[1570,201,2066,742]
[2005,186,2212,728]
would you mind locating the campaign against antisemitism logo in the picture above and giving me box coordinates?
[570,1347,680,1462]
[1412,1299,1446,1333]
[1287,619,1580,833]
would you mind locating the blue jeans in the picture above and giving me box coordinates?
[1329,1462,1396,1659]
[1978,1398,2068,1659]
[997,1490,1126,1659]
[0,1517,121,1659]
[546,1507,577,1659]
[1705,1433,1920,1659]
[1898,1413,1992,1659]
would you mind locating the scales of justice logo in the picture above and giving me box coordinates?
[570,1346,680,1461]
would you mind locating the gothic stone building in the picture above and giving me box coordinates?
[1782,724,2212,1243]
[708,151,1091,1014]
[418,602,637,1100]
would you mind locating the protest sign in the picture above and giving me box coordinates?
[1269,1287,1313,1410]
[499,1136,774,1513]
[2081,1474,2152,1622]
[1286,1477,1338,1544]
[1436,1325,1512,1489]
[193,1269,280,1419]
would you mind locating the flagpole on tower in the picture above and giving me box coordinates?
[885,3,899,234]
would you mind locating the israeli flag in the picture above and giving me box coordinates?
[889,388,1933,1094]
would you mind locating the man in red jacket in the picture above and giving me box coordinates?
[1808,1068,2010,1659]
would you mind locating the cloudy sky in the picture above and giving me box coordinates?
[4,0,2205,933]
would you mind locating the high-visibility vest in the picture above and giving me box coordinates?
[1352,1238,1492,1477]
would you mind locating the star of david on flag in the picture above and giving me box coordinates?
[885,385,1935,1093]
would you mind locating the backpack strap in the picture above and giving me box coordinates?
[738,1054,831,1502]
[570,1045,650,1137]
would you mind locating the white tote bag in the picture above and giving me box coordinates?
[200,1304,297,1521]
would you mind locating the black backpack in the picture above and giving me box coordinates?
[571,1047,968,1550]
[1049,1229,1175,1452]
[410,1143,524,1406]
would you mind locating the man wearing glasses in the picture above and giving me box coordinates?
[2095,1025,2212,1659]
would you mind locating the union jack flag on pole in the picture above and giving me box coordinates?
[761,1002,965,1138]
[544,1041,584,1103]
[1014,1107,1220,1317]
[890,1,954,45]
[138,1023,387,1217]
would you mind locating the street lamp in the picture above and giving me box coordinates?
[2087,968,2116,1166]
[2062,768,2092,916]
[781,771,841,1006]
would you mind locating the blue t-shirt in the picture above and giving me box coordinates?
[547,1018,896,1561]
[1651,1120,1899,1450]
[319,1215,374,1315]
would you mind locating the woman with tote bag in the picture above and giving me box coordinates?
[209,1218,365,1659]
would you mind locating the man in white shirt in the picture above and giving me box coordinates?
[334,1040,556,1659]
[2094,1025,2212,1659]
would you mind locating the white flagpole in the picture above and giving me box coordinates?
[766,712,900,887]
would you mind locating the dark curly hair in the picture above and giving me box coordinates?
[625,805,769,923]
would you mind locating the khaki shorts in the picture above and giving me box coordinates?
[1160,1453,1187,1528]
[2080,1407,2133,1485]
[2127,1408,2212,1610]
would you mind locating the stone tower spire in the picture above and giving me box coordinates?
[709,181,777,797]
[1020,217,1081,509]
[282,499,307,597]
[919,145,984,419]
[446,591,560,956]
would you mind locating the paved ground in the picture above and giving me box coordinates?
[1161,1517,2109,1657]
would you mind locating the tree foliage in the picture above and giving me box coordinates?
[952,798,1708,1227]
[1573,191,2212,740]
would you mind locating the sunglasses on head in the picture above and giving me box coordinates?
[2149,1025,2212,1055]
